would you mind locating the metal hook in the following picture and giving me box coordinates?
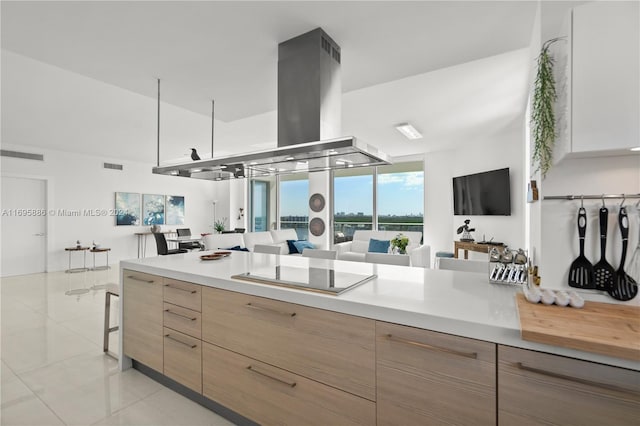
[580,195,584,208]
[620,195,626,208]
[601,194,605,208]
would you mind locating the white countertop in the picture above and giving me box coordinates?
[120,251,638,371]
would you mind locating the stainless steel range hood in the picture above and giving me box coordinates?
[153,28,389,180]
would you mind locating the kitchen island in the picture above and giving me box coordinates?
[120,251,639,425]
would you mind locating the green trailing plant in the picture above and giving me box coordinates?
[531,37,563,178]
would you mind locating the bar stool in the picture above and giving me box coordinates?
[103,283,120,359]
[434,251,455,269]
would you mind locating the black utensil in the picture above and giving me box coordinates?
[608,207,638,301]
[593,207,615,291]
[568,207,595,289]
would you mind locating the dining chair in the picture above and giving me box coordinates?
[302,248,337,260]
[365,252,411,266]
[176,228,202,250]
[253,244,282,255]
[153,232,188,256]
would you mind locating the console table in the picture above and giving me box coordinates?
[134,231,176,258]
[453,241,504,259]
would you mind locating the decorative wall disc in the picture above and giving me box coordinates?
[309,217,325,237]
[309,193,325,213]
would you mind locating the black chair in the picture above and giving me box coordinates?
[176,228,202,250]
[153,233,188,255]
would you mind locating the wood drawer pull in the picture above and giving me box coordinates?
[164,284,197,294]
[164,309,197,321]
[386,334,478,359]
[247,365,296,388]
[515,362,635,394]
[164,334,197,349]
[127,275,154,283]
[246,302,296,317]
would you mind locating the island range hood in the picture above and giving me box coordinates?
[153,28,389,180]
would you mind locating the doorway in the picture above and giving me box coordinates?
[1,176,47,276]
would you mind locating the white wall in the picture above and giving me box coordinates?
[424,119,525,264]
[1,144,221,272]
[540,155,640,300]
[1,50,230,272]
[531,1,640,305]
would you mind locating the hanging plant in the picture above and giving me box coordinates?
[531,37,563,178]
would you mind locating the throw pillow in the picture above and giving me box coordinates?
[293,240,315,253]
[286,239,300,254]
[225,245,249,252]
[368,238,390,253]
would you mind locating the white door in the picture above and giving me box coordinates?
[1,176,47,276]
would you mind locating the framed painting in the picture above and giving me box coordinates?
[166,195,185,225]
[143,194,165,225]
[114,192,140,226]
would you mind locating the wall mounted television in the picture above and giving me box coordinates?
[452,168,511,216]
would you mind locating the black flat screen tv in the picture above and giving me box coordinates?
[453,168,511,216]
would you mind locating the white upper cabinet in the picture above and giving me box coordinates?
[555,1,639,160]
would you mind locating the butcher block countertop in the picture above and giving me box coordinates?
[516,293,640,362]
[120,251,639,370]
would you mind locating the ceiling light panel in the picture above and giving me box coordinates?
[395,123,423,140]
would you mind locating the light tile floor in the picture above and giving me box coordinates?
[1,267,235,426]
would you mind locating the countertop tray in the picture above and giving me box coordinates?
[515,293,640,361]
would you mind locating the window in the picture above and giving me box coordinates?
[332,161,424,243]
[279,173,309,239]
[333,168,373,243]
[249,177,275,232]
[377,161,424,233]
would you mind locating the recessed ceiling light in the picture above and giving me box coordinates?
[395,123,423,140]
[285,156,295,161]
[631,147,640,151]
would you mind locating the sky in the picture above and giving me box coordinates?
[280,172,424,216]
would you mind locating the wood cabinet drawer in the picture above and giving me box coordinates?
[163,302,201,339]
[201,287,375,400]
[499,345,640,425]
[202,342,375,426]
[163,327,202,394]
[377,321,496,426]
[163,279,201,312]
[123,270,163,372]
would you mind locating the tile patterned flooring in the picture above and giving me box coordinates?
[1,268,235,426]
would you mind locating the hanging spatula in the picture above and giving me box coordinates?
[593,207,615,291]
[628,203,640,283]
[568,207,595,289]
[608,207,638,301]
